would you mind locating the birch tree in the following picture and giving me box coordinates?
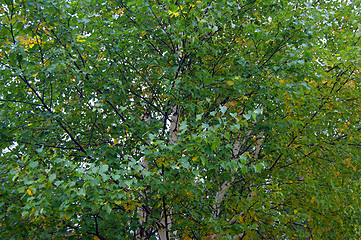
[1,0,361,239]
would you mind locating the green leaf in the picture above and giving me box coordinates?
[29,161,38,169]
[1,0,360,239]
[243,114,251,120]
[220,105,227,115]
[112,174,121,181]
[179,121,188,132]
[78,188,86,197]
[99,164,109,173]
[104,204,112,214]
[38,175,46,183]
[49,173,56,182]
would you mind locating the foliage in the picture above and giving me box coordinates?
[1,0,360,239]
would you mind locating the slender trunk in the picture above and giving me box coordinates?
[158,105,179,239]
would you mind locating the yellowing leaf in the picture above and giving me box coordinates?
[226,80,234,86]
[116,8,123,15]
[237,215,244,223]
[192,156,199,161]
[26,189,33,195]
[124,204,131,211]
[182,234,193,240]
[94,236,100,240]
[168,10,180,18]
[76,35,86,43]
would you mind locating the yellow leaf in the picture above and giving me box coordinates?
[94,236,100,240]
[237,215,244,223]
[168,10,180,18]
[192,156,199,161]
[27,189,33,195]
[76,35,86,43]
[226,80,234,86]
[124,205,130,211]
[116,8,124,15]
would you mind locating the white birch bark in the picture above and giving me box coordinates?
[213,128,264,231]
[135,113,151,239]
[213,130,253,218]
[157,105,179,240]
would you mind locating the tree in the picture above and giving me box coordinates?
[1,0,360,239]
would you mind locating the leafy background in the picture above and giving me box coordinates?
[1,0,360,239]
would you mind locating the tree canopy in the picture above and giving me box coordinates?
[1,0,361,239]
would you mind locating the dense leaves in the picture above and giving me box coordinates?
[1,0,360,239]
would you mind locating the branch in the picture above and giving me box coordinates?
[213,130,253,218]
[0,99,42,107]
